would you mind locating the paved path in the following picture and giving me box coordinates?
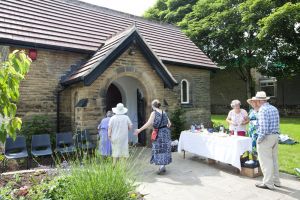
[136,150,300,200]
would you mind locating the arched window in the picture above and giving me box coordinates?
[181,79,189,104]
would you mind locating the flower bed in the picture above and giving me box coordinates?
[0,155,145,200]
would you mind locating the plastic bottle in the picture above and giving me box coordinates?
[191,125,195,133]
[219,126,224,133]
[200,123,204,132]
[234,126,238,136]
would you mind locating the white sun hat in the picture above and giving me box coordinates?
[247,91,270,104]
[112,103,128,115]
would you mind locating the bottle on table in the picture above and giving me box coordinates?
[191,125,195,133]
[234,126,238,136]
[219,126,224,133]
[200,123,204,131]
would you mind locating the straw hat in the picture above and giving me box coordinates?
[247,91,270,104]
[112,103,128,115]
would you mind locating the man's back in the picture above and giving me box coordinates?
[258,102,280,135]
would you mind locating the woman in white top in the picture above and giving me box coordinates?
[226,100,249,136]
[108,103,132,165]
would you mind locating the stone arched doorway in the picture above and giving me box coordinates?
[105,76,147,146]
[106,83,123,112]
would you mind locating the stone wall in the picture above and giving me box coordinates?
[9,46,88,129]
[274,76,300,116]
[210,68,248,114]
[0,45,9,62]
[166,64,211,127]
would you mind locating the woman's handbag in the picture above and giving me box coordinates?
[151,111,164,141]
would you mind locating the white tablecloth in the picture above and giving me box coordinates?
[178,131,252,170]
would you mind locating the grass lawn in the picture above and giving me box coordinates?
[212,115,300,176]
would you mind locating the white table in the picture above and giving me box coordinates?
[178,131,252,170]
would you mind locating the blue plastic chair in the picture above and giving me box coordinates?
[4,136,29,169]
[55,132,76,154]
[31,134,53,157]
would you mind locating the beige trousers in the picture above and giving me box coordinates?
[257,134,281,189]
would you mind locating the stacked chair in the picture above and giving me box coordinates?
[1,129,96,171]
[75,129,96,151]
[55,132,76,154]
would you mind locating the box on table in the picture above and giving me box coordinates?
[240,167,262,178]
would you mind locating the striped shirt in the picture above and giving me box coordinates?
[257,102,280,142]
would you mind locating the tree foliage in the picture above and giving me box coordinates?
[255,1,300,77]
[0,50,31,142]
[144,0,198,24]
[144,0,300,96]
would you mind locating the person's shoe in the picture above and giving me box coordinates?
[255,183,273,190]
[274,184,281,188]
[157,166,166,175]
[161,165,166,172]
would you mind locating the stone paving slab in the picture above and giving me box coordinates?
[137,151,300,200]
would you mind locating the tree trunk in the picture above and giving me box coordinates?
[245,69,254,99]
[246,78,251,99]
[235,65,255,100]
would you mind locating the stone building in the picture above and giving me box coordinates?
[0,0,218,144]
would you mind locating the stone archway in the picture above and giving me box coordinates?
[72,65,166,146]
[105,76,148,145]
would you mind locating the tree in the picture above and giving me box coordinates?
[181,0,265,98]
[144,0,198,24]
[0,50,31,142]
[240,0,300,78]
[144,0,300,97]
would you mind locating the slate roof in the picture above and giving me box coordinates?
[0,0,218,70]
[61,26,178,88]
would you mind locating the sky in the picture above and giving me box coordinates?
[80,0,157,16]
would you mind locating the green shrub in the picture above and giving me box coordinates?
[27,175,69,200]
[64,158,136,200]
[19,115,55,148]
[170,108,186,140]
[27,154,139,200]
[0,183,14,200]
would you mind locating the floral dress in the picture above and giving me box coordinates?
[150,111,172,165]
[248,109,258,153]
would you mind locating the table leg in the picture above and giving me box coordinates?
[183,150,186,159]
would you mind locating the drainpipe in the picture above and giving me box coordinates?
[57,88,65,133]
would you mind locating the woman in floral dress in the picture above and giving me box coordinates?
[226,100,249,136]
[135,99,172,174]
[247,99,259,154]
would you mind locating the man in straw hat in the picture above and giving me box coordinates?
[108,103,132,165]
[247,91,281,190]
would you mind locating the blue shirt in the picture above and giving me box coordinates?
[257,103,280,142]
